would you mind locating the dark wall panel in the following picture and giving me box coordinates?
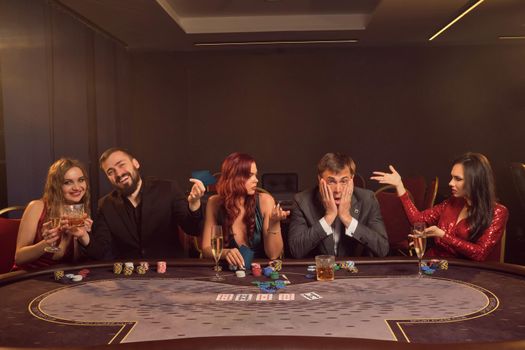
[1,0,53,205]
[0,0,121,207]
[50,5,90,162]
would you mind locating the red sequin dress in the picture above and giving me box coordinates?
[398,192,508,261]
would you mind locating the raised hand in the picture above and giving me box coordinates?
[269,202,290,224]
[370,165,406,195]
[188,178,206,211]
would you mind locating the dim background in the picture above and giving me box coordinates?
[1,1,523,263]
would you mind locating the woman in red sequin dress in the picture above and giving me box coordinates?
[371,153,508,261]
[15,158,92,269]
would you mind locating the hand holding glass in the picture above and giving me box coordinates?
[43,218,61,253]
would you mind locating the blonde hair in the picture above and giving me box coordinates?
[42,158,90,219]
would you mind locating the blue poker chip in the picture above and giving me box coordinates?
[305,273,315,279]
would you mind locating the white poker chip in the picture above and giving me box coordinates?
[65,274,75,279]
[235,270,246,278]
[72,275,83,282]
[124,262,134,268]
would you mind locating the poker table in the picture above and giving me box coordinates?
[1,258,524,350]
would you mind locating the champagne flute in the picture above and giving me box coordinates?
[412,222,427,277]
[43,218,61,253]
[210,225,224,281]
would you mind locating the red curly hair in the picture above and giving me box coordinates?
[216,152,257,246]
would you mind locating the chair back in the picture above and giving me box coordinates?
[375,186,412,254]
[404,176,426,211]
[485,229,506,263]
[0,217,20,274]
[261,173,298,193]
[510,163,525,213]
[423,177,439,209]
[0,205,26,219]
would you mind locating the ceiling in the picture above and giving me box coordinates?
[55,0,525,51]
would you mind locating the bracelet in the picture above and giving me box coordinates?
[267,230,280,235]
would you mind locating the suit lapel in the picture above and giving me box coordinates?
[350,193,362,221]
[336,193,362,256]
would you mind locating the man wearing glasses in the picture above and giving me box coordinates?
[288,152,389,258]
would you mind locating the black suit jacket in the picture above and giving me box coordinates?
[84,178,202,260]
[288,186,389,258]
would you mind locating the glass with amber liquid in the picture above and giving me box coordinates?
[210,225,224,281]
[315,255,335,281]
[64,204,85,227]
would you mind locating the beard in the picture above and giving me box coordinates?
[116,170,141,196]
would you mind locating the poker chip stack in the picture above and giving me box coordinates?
[139,261,149,271]
[269,259,283,271]
[341,261,358,273]
[157,261,167,273]
[72,275,83,282]
[113,262,123,275]
[77,269,90,278]
[251,263,262,277]
[54,270,65,281]
[305,265,316,279]
[136,265,146,275]
[263,266,275,277]
[124,262,134,276]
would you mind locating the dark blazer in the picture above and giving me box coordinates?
[288,186,389,258]
[84,178,202,260]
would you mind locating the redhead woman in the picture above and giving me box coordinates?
[371,152,508,261]
[202,153,289,268]
[15,158,92,269]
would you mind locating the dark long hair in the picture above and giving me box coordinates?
[216,153,257,245]
[454,152,496,241]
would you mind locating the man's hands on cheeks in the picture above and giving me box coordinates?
[337,178,354,227]
[224,248,245,269]
[188,178,206,212]
[319,178,338,225]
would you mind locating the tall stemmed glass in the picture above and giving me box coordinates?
[43,218,62,253]
[412,222,427,277]
[210,225,224,281]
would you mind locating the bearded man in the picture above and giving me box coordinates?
[81,148,205,260]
